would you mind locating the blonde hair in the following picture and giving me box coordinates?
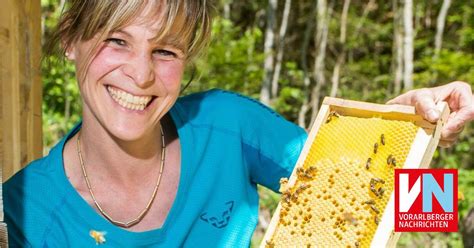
[46,0,212,63]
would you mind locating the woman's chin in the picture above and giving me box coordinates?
[107,123,153,142]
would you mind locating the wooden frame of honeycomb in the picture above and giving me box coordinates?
[261,97,449,248]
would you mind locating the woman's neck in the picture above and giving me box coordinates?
[78,114,164,185]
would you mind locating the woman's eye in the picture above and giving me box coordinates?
[154,49,177,58]
[105,38,126,46]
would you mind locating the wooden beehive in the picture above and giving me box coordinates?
[261,97,449,248]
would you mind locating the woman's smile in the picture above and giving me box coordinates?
[106,85,156,112]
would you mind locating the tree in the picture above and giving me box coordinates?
[392,0,403,96]
[434,0,451,57]
[329,0,350,97]
[309,0,331,126]
[271,0,292,99]
[403,0,414,91]
[260,0,278,105]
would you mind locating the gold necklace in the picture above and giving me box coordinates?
[76,125,166,228]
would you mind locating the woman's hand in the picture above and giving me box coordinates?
[387,81,474,148]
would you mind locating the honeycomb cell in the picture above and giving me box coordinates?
[264,114,419,247]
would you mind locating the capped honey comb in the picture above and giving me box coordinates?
[261,97,449,248]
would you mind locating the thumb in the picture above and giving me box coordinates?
[412,89,440,123]
[386,89,440,122]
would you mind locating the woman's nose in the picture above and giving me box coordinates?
[122,51,155,87]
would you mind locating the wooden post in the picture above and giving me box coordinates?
[0,0,42,180]
[0,0,42,245]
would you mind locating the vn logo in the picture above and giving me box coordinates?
[395,169,458,232]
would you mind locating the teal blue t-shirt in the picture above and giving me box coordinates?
[4,89,307,247]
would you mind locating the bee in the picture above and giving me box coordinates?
[306,166,317,176]
[266,241,275,248]
[299,183,310,191]
[392,158,397,167]
[371,178,385,184]
[355,241,360,247]
[296,167,305,176]
[370,185,378,196]
[376,178,385,184]
[90,230,107,245]
[374,142,379,154]
[291,191,299,202]
[282,191,291,203]
[294,184,309,196]
[387,154,393,165]
[366,158,372,170]
[279,177,289,193]
[296,167,314,180]
[378,188,385,196]
[370,205,380,214]
[374,216,380,225]
[381,134,385,145]
[343,212,358,226]
[326,111,340,123]
[364,199,375,205]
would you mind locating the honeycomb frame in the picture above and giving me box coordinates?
[261,97,449,248]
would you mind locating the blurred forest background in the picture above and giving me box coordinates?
[41,0,473,247]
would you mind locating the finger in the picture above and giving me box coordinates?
[440,132,461,144]
[438,140,455,148]
[387,89,440,122]
[442,111,465,137]
[411,89,440,122]
[443,108,474,137]
[441,119,464,141]
[386,90,416,105]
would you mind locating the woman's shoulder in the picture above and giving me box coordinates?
[4,143,64,189]
[178,88,275,110]
[175,89,285,125]
[3,152,66,216]
[3,153,67,247]
[4,156,51,191]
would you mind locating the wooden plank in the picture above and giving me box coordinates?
[23,0,43,168]
[0,0,42,182]
[0,1,42,246]
[0,222,8,248]
[0,223,7,248]
[371,101,449,247]
[323,97,436,129]
[260,105,332,246]
[0,0,21,183]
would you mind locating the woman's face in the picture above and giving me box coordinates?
[68,12,186,141]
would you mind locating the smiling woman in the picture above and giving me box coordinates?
[3,0,308,247]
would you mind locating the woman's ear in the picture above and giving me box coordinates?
[62,39,77,60]
[65,45,76,60]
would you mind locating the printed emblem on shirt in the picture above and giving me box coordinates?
[199,201,234,228]
[89,230,107,245]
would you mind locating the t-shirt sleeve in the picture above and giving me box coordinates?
[4,171,35,248]
[202,90,308,192]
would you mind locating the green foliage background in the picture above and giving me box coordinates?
[41,0,473,247]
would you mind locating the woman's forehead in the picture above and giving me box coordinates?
[117,1,187,47]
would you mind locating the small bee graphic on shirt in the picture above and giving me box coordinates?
[90,230,106,245]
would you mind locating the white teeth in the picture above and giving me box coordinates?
[107,86,152,111]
